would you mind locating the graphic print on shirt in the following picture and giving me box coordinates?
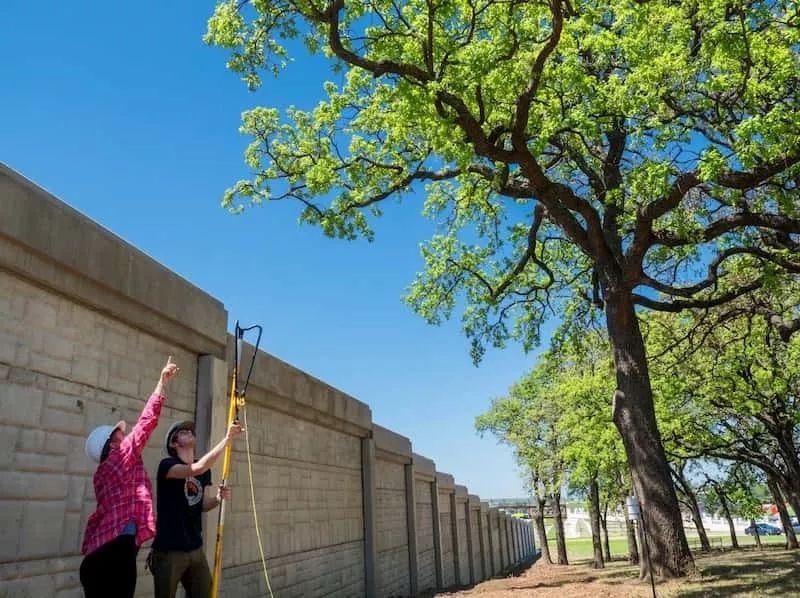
[184,476,204,507]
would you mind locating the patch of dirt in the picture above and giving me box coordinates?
[434,559,669,597]
[430,547,800,597]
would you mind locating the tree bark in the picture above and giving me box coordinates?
[588,477,605,568]
[533,494,552,564]
[714,484,739,549]
[604,289,695,578]
[767,474,798,549]
[622,498,640,564]
[551,492,569,565]
[601,500,612,562]
[778,480,800,533]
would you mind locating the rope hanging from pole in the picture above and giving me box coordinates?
[210,321,273,598]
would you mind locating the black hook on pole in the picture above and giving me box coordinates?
[234,321,262,400]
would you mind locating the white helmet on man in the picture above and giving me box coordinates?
[85,421,126,463]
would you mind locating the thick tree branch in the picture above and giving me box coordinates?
[512,0,563,147]
[715,154,800,190]
[630,152,800,267]
[638,246,800,300]
[632,280,762,312]
[323,0,432,81]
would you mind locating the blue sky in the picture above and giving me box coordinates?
[0,1,550,498]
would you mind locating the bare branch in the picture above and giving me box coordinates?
[491,204,554,299]
[632,280,762,312]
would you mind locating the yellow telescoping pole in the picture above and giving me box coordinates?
[210,325,242,598]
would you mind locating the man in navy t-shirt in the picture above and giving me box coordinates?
[149,419,243,598]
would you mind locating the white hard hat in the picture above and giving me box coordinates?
[85,421,126,463]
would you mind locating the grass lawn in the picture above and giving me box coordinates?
[546,533,788,562]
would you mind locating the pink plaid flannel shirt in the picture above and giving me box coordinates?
[82,391,165,555]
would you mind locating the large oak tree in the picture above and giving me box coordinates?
[207,0,800,576]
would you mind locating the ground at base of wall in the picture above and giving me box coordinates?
[430,545,800,596]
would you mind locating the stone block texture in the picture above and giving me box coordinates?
[437,489,455,589]
[469,507,481,582]
[0,271,197,597]
[455,499,470,586]
[490,512,503,575]
[413,479,437,595]
[215,381,365,597]
[374,458,410,597]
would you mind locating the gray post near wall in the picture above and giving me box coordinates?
[487,509,497,575]
[513,518,519,563]
[196,354,229,569]
[404,462,419,596]
[450,492,461,586]
[431,475,444,590]
[465,497,476,584]
[362,437,377,598]
[505,515,513,566]
[478,502,488,580]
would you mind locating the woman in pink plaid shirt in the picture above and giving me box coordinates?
[79,356,179,598]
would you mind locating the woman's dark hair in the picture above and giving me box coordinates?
[100,437,113,463]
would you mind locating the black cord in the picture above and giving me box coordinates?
[236,323,262,397]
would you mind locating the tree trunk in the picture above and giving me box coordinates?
[551,492,569,565]
[672,465,711,553]
[715,485,739,549]
[788,491,800,526]
[534,495,552,564]
[778,479,800,533]
[689,509,711,552]
[604,289,695,578]
[588,477,605,568]
[750,518,763,550]
[622,498,640,564]
[601,501,612,562]
[774,427,800,506]
[767,474,798,549]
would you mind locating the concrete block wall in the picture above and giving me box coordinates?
[454,486,470,587]
[411,454,437,595]
[373,426,411,598]
[479,502,492,579]
[213,343,371,598]
[0,166,226,597]
[436,473,456,589]
[467,496,481,584]
[489,508,503,575]
[0,164,536,598]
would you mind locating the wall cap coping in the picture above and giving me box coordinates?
[373,424,412,458]
[412,453,436,475]
[0,163,227,355]
[436,472,455,491]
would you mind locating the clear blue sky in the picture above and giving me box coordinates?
[1,1,551,498]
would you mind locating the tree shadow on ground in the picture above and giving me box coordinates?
[675,549,800,597]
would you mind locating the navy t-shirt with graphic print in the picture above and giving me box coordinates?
[152,457,211,551]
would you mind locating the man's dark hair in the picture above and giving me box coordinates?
[167,426,189,458]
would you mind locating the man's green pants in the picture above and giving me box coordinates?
[149,547,212,598]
